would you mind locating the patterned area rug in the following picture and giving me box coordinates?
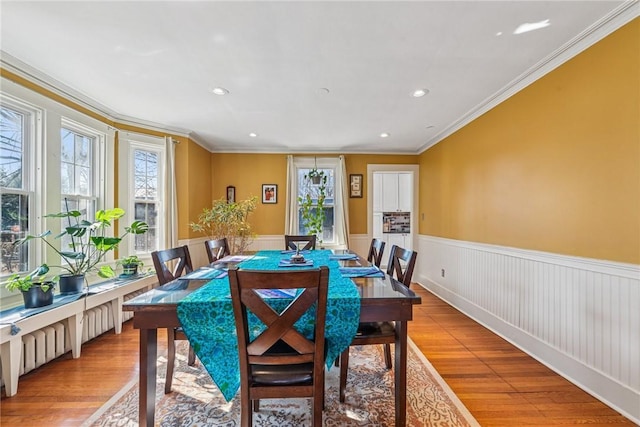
[83,339,478,426]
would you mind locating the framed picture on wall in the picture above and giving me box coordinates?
[262,184,277,204]
[349,174,362,198]
[227,186,235,203]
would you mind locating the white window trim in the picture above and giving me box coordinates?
[117,131,165,257]
[292,156,346,248]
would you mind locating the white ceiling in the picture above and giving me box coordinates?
[0,1,636,154]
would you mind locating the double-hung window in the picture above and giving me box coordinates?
[59,120,105,264]
[290,156,348,248]
[118,132,165,255]
[0,100,38,275]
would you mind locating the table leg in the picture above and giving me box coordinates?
[139,328,157,427]
[395,320,408,427]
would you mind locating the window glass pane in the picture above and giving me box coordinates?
[61,130,74,163]
[75,135,90,166]
[60,127,93,195]
[0,107,24,189]
[1,193,29,274]
[134,201,158,252]
[297,167,335,242]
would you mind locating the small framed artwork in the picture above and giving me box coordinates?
[262,184,277,204]
[350,174,363,198]
[226,185,235,203]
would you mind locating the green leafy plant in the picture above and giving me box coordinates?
[98,254,145,278]
[16,207,148,277]
[191,196,257,254]
[298,170,327,244]
[5,264,54,293]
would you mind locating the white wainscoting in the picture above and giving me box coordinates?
[415,235,640,424]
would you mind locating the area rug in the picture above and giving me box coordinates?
[83,339,479,426]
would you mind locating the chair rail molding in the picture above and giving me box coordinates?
[414,234,640,424]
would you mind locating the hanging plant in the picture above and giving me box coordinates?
[298,170,327,244]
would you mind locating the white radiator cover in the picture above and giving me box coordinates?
[8,288,146,380]
[416,235,640,424]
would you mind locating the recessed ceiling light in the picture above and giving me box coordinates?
[426,125,435,129]
[513,19,551,35]
[249,132,258,138]
[412,89,429,98]
[380,132,390,138]
[496,31,503,36]
[317,88,330,95]
[211,87,229,95]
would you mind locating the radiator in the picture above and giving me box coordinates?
[9,288,146,378]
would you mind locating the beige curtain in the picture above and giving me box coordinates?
[338,155,350,248]
[165,136,178,248]
[284,155,297,234]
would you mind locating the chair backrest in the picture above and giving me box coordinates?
[284,234,317,251]
[228,266,329,378]
[385,245,417,287]
[367,238,386,268]
[151,245,194,285]
[204,238,231,263]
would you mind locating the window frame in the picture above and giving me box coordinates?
[293,156,344,247]
[0,95,41,278]
[117,131,165,257]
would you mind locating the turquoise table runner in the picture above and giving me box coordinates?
[176,249,360,401]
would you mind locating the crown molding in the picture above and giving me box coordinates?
[418,0,640,154]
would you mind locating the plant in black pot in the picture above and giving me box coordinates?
[102,254,144,278]
[16,206,149,294]
[5,264,56,308]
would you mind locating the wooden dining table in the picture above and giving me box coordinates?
[123,249,421,427]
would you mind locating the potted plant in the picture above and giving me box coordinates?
[117,255,144,277]
[16,206,149,294]
[5,264,55,308]
[298,169,327,245]
[191,196,257,254]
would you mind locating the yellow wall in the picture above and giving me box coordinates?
[419,19,639,264]
[203,153,418,236]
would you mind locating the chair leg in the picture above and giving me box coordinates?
[383,343,392,369]
[165,328,176,394]
[188,344,196,366]
[241,397,251,427]
[339,348,349,403]
[253,400,260,412]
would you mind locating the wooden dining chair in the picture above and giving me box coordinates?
[367,238,386,267]
[151,245,197,394]
[284,234,317,251]
[338,244,417,403]
[228,266,329,427]
[204,237,231,263]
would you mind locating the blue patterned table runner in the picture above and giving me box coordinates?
[176,249,361,401]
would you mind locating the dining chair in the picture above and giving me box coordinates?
[150,245,197,394]
[338,244,417,403]
[284,234,317,251]
[367,238,386,267]
[228,265,329,427]
[204,237,231,263]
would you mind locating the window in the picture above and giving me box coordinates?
[297,167,335,243]
[133,148,159,253]
[288,156,348,248]
[59,123,102,262]
[0,101,36,275]
[119,132,165,255]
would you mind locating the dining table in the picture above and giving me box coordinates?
[123,248,421,427]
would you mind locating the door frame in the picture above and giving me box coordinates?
[366,164,420,248]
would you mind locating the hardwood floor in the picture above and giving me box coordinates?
[1,285,634,426]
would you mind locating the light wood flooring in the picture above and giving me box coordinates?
[0,285,635,426]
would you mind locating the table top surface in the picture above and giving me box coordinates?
[123,249,420,310]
